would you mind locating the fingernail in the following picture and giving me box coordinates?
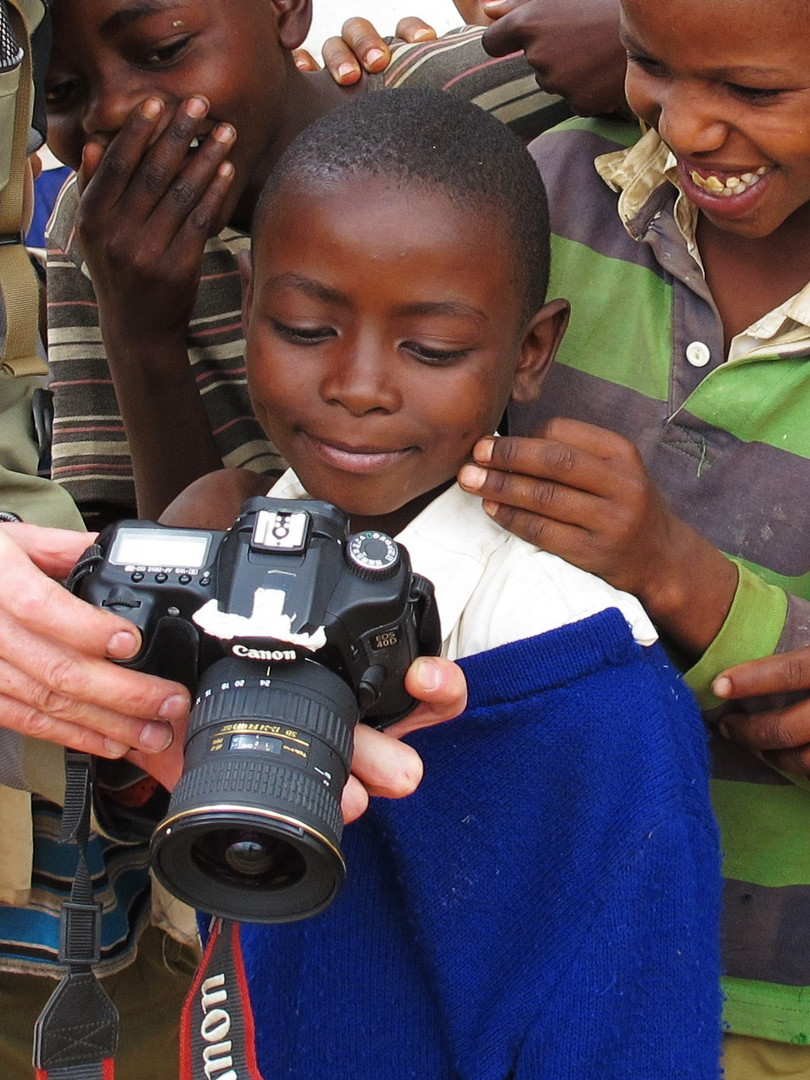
[414,657,441,692]
[482,499,499,518]
[107,629,140,660]
[213,123,235,143]
[459,464,487,491]
[157,693,190,721]
[337,62,356,80]
[712,675,732,697]
[104,738,129,757]
[140,721,174,752]
[365,48,386,65]
[185,96,208,118]
[475,436,495,463]
[140,97,163,120]
[412,28,435,40]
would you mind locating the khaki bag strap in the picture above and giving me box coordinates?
[0,0,47,377]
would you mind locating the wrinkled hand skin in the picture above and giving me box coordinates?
[0,523,190,763]
[482,0,629,117]
[76,95,236,349]
[714,650,810,778]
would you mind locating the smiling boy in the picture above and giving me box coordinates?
[186,88,724,1079]
[445,0,810,1072]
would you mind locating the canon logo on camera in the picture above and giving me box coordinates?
[231,644,297,662]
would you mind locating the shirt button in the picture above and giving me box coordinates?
[686,341,711,367]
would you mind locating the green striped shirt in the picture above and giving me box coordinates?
[514,117,810,1043]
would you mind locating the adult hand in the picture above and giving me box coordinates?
[0,523,190,760]
[458,423,737,656]
[713,650,810,777]
[481,0,628,117]
[312,16,438,86]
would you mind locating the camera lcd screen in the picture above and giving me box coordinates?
[109,528,211,569]
[229,733,283,755]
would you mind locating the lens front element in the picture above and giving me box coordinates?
[151,656,358,923]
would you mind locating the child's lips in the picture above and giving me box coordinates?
[677,158,775,216]
[303,432,415,474]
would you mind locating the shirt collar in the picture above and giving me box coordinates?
[267,470,510,648]
[595,127,810,351]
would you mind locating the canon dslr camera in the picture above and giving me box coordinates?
[70,497,440,923]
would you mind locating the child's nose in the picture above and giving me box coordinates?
[82,79,163,143]
[321,349,400,416]
[657,85,728,157]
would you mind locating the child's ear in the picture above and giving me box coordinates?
[271,0,313,51]
[238,248,254,337]
[510,298,570,405]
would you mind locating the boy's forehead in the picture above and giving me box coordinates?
[53,0,260,26]
[250,172,525,308]
[256,171,507,250]
[621,0,809,33]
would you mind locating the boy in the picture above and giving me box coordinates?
[184,87,721,1078]
[42,0,568,526]
[451,0,810,1072]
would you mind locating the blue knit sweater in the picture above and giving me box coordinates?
[215,609,722,1079]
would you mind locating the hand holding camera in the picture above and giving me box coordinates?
[70,497,441,923]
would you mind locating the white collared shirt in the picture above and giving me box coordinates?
[269,471,657,658]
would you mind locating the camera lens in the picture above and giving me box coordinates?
[150,656,358,923]
[192,829,307,888]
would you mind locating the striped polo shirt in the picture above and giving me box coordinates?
[512,116,810,1043]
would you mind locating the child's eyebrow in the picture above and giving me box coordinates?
[393,300,489,324]
[262,273,348,307]
[101,0,182,36]
[262,273,488,322]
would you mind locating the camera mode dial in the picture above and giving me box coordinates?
[346,531,400,581]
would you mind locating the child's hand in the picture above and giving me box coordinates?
[309,16,438,86]
[713,651,810,777]
[132,655,468,817]
[459,420,737,656]
[341,656,468,822]
[75,94,236,348]
[481,0,628,117]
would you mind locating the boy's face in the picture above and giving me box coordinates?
[46,0,309,220]
[244,177,562,535]
[621,0,810,240]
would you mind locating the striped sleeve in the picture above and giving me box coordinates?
[45,176,283,517]
[381,25,571,142]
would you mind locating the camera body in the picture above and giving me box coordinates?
[70,497,441,922]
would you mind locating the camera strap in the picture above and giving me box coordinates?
[180,916,265,1080]
[33,751,119,1080]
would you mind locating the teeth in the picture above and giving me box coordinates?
[690,166,769,196]
[189,136,200,149]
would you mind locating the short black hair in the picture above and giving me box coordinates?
[254,88,551,320]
